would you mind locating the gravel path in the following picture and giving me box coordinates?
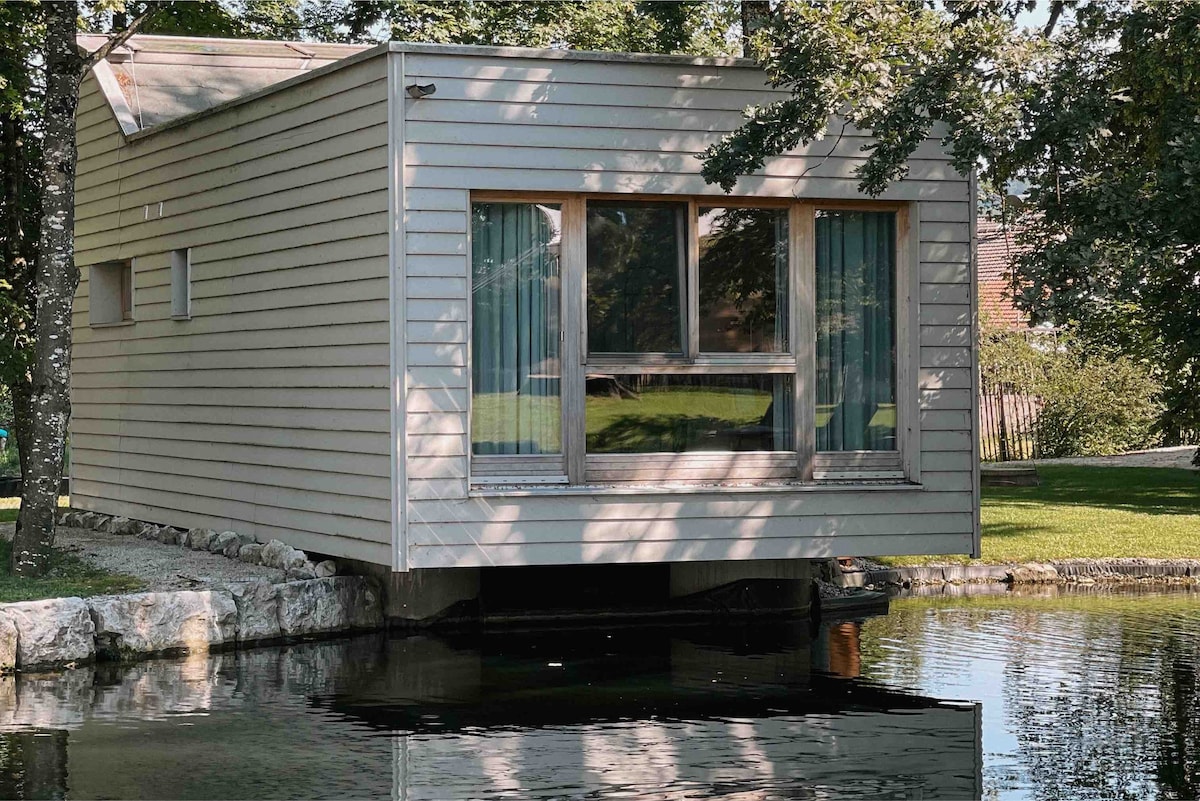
[1,522,285,592]
[1006,446,1198,471]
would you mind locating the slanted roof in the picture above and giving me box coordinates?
[78,34,373,133]
[977,219,1032,330]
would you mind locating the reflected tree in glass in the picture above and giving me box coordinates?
[698,207,789,353]
[586,202,686,354]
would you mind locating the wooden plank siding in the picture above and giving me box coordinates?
[70,54,393,565]
[397,49,976,570]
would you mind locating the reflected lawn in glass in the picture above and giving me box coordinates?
[585,375,792,453]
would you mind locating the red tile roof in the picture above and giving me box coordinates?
[977,219,1031,329]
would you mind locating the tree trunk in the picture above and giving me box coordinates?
[2,105,34,487]
[741,1,771,55]
[10,1,85,577]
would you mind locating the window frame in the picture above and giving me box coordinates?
[466,192,917,487]
[467,194,572,485]
[88,259,136,327]
[170,248,191,320]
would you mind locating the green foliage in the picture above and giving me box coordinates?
[704,1,1200,443]
[1036,348,1162,458]
[337,0,739,54]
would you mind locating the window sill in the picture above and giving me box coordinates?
[89,320,135,329]
[171,314,192,321]
[469,479,922,498]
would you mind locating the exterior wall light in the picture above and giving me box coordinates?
[406,83,437,99]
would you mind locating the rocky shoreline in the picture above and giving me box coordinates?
[852,558,1200,589]
[1,510,385,674]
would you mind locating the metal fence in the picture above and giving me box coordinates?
[979,379,1042,462]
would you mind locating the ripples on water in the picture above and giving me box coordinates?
[0,584,1197,799]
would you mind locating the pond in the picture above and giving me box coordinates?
[1,584,1198,799]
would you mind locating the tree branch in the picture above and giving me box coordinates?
[1042,1,1064,38]
[85,4,160,69]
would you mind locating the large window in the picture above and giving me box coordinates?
[468,196,907,485]
[470,202,564,479]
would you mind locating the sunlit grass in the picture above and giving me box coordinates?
[0,496,71,524]
[883,465,1200,565]
[0,537,142,602]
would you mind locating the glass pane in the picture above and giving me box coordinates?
[471,202,562,456]
[815,210,897,451]
[586,201,686,354]
[586,374,794,453]
[698,207,789,353]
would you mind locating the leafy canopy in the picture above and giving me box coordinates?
[703,0,1200,441]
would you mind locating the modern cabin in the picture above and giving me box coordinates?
[71,35,980,617]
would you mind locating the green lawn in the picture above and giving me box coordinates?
[0,496,142,602]
[0,539,142,603]
[885,464,1200,565]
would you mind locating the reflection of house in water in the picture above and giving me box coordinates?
[0,623,982,799]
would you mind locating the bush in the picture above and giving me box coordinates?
[1036,352,1163,457]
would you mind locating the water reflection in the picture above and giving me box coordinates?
[862,585,1200,800]
[0,620,982,800]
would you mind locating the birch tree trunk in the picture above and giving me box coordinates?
[10,1,84,576]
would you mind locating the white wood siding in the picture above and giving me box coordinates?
[71,55,393,564]
[398,49,975,570]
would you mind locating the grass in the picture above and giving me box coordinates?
[0,495,142,602]
[0,496,69,524]
[883,464,1200,566]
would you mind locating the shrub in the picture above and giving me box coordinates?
[1036,352,1163,457]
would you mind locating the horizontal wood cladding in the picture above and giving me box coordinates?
[399,51,976,568]
[71,54,392,564]
[408,531,976,569]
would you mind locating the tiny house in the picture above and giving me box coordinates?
[72,35,979,616]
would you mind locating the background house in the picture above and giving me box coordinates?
[71,36,979,619]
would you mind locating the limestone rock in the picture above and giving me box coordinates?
[76,511,100,529]
[315,560,338,578]
[186,528,215,551]
[109,517,139,536]
[57,511,72,527]
[135,523,158,539]
[211,531,240,555]
[0,614,16,673]
[276,577,383,637]
[238,543,264,565]
[1006,563,1060,584]
[0,598,96,669]
[225,581,281,643]
[89,590,237,658]
[260,540,291,570]
[286,563,316,581]
[157,527,182,546]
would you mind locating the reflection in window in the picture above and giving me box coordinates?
[698,207,789,353]
[815,210,897,451]
[586,202,686,354]
[585,374,794,453]
[471,202,562,455]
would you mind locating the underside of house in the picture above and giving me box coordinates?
[72,35,979,620]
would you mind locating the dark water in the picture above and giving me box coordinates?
[1,585,1198,800]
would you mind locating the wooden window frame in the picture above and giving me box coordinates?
[466,192,917,487]
[170,248,191,320]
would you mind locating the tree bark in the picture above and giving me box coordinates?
[10,1,85,576]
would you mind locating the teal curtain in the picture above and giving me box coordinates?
[471,203,562,455]
[815,211,897,451]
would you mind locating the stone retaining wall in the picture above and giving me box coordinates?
[856,558,1200,589]
[0,576,383,673]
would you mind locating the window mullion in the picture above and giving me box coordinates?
[564,196,587,484]
[794,202,816,481]
[686,199,699,361]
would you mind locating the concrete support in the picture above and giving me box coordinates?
[669,558,815,613]
[344,561,481,623]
